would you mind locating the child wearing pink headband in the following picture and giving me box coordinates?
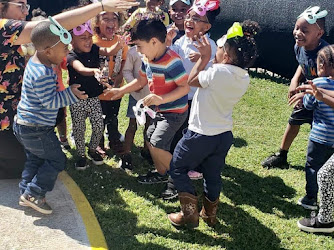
[66,20,124,170]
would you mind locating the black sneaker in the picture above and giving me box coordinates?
[88,149,104,165]
[137,171,168,184]
[297,212,334,233]
[75,156,89,171]
[160,186,178,200]
[20,193,52,215]
[297,195,318,210]
[261,152,289,168]
[119,154,133,171]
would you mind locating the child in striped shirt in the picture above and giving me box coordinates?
[14,19,87,215]
[106,19,189,182]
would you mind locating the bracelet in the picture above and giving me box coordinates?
[100,0,104,11]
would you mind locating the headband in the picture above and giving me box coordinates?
[48,16,72,44]
[73,20,93,36]
[190,0,220,17]
[169,0,191,6]
[297,6,328,24]
[216,22,243,47]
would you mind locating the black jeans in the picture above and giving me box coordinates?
[100,99,122,142]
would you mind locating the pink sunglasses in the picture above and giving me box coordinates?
[73,20,93,36]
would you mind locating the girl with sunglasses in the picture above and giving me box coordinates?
[0,0,138,179]
[67,19,125,170]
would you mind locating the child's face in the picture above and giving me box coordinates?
[169,1,190,28]
[97,12,119,39]
[214,41,233,64]
[72,31,93,53]
[134,38,158,61]
[184,10,211,39]
[316,57,329,77]
[293,18,324,50]
[145,0,162,11]
[46,40,70,65]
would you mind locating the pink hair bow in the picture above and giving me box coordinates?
[191,0,220,16]
[73,20,93,36]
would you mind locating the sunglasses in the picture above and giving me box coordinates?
[185,14,209,23]
[5,1,30,13]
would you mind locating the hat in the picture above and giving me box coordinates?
[169,0,192,7]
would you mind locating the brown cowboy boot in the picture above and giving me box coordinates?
[168,192,199,228]
[200,195,219,227]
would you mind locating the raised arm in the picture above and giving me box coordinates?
[15,0,139,45]
[188,34,211,88]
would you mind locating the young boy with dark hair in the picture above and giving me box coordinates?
[262,6,329,169]
[13,18,87,214]
[106,19,189,182]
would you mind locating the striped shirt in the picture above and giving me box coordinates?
[139,48,188,113]
[303,77,334,146]
[17,59,78,126]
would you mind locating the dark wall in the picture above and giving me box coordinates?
[28,0,333,78]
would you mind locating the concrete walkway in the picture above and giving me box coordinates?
[0,172,107,250]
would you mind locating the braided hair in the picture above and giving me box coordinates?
[317,45,334,69]
[226,20,261,68]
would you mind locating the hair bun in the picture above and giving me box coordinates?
[242,20,261,38]
[31,8,46,18]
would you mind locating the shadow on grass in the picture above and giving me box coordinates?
[66,159,295,249]
[222,165,300,218]
[233,137,248,148]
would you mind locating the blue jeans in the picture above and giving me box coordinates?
[13,122,66,198]
[170,129,233,201]
[305,140,334,199]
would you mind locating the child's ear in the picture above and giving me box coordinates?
[317,29,325,39]
[203,23,212,34]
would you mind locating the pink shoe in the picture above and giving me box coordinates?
[188,170,203,180]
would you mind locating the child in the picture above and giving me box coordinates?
[14,19,87,214]
[262,6,329,168]
[168,21,260,228]
[123,0,170,29]
[105,19,189,181]
[67,19,124,170]
[290,46,334,233]
[167,0,192,43]
[93,11,128,154]
[288,44,334,210]
[120,44,150,171]
[161,0,220,200]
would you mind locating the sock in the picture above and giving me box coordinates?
[279,149,288,157]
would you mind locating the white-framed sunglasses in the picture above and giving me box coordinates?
[4,1,30,13]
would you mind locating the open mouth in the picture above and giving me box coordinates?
[185,24,194,33]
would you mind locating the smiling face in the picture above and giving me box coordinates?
[71,31,93,53]
[169,1,190,29]
[96,12,119,39]
[0,0,29,20]
[134,38,158,61]
[293,17,324,51]
[184,10,211,39]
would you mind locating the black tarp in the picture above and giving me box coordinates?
[28,0,334,78]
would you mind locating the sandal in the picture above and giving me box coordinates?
[137,171,168,184]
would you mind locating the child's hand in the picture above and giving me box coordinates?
[71,84,88,100]
[143,94,163,106]
[192,33,211,59]
[166,25,178,46]
[296,81,324,101]
[103,87,124,100]
[94,69,102,81]
[288,92,305,107]
[188,52,200,62]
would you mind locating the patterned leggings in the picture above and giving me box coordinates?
[318,153,334,223]
[70,97,104,156]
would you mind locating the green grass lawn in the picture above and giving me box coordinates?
[64,75,334,249]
